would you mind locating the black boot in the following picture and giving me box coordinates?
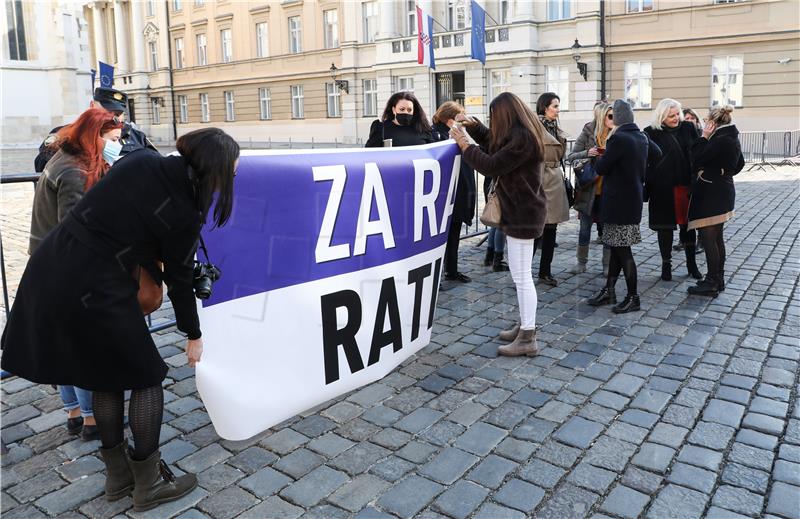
[688,275,719,297]
[129,449,198,512]
[685,245,702,279]
[493,252,509,272]
[587,286,617,306]
[612,294,641,314]
[99,441,135,501]
[484,247,495,267]
[661,260,672,281]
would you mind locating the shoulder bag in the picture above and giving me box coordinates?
[480,179,502,227]
[133,262,164,315]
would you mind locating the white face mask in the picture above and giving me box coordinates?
[102,139,123,165]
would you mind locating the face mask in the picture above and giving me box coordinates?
[102,139,123,165]
[395,113,413,126]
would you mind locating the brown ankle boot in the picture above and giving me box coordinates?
[498,323,520,342]
[497,328,538,357]
[129,449,197,512]
[98,441,134,501]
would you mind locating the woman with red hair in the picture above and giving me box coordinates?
[27,107,123,441]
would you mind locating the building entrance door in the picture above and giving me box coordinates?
[435,71,465,107]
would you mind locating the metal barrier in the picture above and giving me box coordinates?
[739,130,800,170]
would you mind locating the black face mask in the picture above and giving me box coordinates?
[395,113,413,126]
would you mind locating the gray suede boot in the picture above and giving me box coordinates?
[498,323,520,342]
[129,449,198,512]
[497,328,538,357]
[570,245,589,274]
[98,441,135,501]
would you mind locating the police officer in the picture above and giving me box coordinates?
[34,87,157,172]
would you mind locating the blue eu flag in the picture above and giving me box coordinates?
[99,61,114,87]
[471,1,486,65]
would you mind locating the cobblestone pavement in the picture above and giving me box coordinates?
[1,165,799,519]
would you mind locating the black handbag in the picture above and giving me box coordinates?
[561,162,575,207]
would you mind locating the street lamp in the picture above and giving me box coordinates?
[329,63,350,94]
[571,39,588,82]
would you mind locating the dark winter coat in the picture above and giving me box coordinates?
[365,120,433,147]
[688,124,744,230]
[643,121,700,229]
[595,123,663,225]
[1,150,203,391]
[461,120,546,240]
[431,122,476,225]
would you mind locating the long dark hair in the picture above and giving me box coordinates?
[380,91,431,135]
[536,92,560,117]
[488,92,546,158]
[176,128,240,228]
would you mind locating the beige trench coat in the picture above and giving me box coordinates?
[541,128,570,225]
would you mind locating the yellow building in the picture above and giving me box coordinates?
[84,0,800,143]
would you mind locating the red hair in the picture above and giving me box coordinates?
[55,108,123,190]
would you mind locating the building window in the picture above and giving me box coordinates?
[196,33,207,65]
[447,0,467,30]
[406,0,416,36]
[146,0,155,17]
[488,69,511,101]
[255,22,268,58]
[624,61,652,109]
[148,41,158,70]
[291,85,304,119]
[326,83,341,117]
[363,79,377,117]
[220,28,232,63]
[259,87,272,120]
[288,16,302,53]
[362,2,377,43]
[178,95,188,123]
[5,0,27,61]
[547,0,571,21]
[151,99,161,124]
[195,0,204,6]
[394,76,414,92]
[323,9,339,49]
[174,37,184,68]
[626,0,653,12]
[200,93,210,122]
[499,0,509,24]
[545,65,570,110]
[224,91,235,121]
[173,0,181,11]
[712,56,743,107]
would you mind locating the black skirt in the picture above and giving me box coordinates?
[1,226,168,391]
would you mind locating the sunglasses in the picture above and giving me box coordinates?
[606,114,613,120]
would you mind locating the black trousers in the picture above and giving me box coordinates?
[444,219,463,275]
[533,225,557,277]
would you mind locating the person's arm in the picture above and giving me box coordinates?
[463,118,491,148]
[55,167,86,222]
[567,125,593,162]
[365,120,384,148]
[160,221,202,340]
[462,142,529,178]
[594,134,622,176]
[647,136,663,166]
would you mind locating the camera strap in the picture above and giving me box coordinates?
[197,234,212,263]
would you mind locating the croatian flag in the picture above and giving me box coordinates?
[417,5,435,70]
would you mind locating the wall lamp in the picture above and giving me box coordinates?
[329,63,350,94]
[571,39,588,81]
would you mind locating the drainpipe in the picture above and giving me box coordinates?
[600,0,607,101]
[165,1,177,142]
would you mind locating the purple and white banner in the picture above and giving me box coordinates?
[195,141,461,440]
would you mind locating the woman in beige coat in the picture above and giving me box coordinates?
[534,93,571,286]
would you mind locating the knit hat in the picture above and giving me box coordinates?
[612,99,635,126]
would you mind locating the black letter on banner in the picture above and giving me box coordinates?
[407,263,432,341]
[368,277,403,366]
[427,258,442,330]
[320,290,365,384]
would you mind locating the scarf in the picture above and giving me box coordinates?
[539,115,560,141]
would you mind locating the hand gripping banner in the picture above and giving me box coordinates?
[196,141,462,440]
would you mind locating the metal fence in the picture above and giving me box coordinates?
[739,130,800,168]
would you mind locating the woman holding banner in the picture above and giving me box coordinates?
[365,92,433,147]
[1,128,239,512]
[450,92,547,357]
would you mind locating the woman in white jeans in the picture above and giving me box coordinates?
[450,92,548,356]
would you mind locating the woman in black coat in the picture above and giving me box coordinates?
[687,105,744,297]
[1,128,239,512]
[431,101,477,282]
[587,100,662,314]
[644,98,702,281]
[365,91,433,147]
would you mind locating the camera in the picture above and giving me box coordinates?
[193,261,221,300]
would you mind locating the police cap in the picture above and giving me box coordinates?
[94,87,128,113]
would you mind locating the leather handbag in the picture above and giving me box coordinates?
[133,262,164,315]
[480,179,502,227]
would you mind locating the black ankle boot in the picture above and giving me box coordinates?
[484,248,495,267]
[493,252,509,272]
[685,245,702,279]
[613,294,641,313]
[688,276,719,297]
[661,260,672,281]
[587,287,617,306]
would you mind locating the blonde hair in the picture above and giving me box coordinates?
[651,98,683,130]
[593,102,611,143]
[433,101,464,124]
[707,105,734,126]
